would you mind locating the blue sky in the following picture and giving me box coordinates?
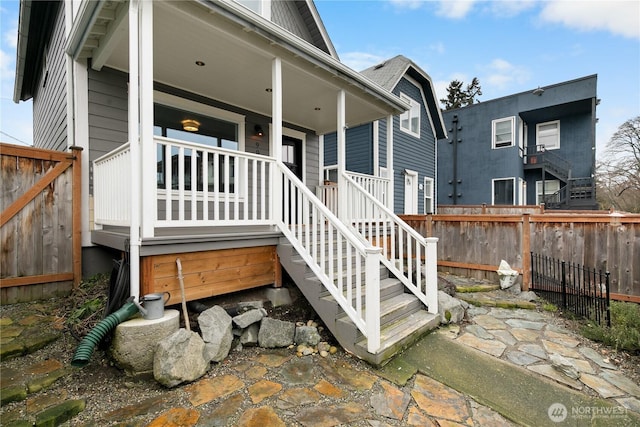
[1,0,639,158]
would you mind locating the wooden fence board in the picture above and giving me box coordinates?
[1,143,81,304]
[401,209,640,299]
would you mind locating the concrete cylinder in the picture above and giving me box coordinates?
[109,309,180,377]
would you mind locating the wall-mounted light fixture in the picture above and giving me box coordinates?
[181,119,200,132]
[254,124,264,137]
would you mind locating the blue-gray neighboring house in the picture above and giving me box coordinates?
[438,75,598,209]
[323,55,447,214]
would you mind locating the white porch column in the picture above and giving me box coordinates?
[272,57,283,222]
[386,115,394,210]
[139,0,155,238]
[128,0,141,301]
[337,89,346,220]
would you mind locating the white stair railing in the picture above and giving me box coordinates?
[278,163,382,353]
[343,173,438,313]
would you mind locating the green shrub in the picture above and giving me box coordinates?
[580,301,640,353]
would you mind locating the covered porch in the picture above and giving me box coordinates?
[71,0,438,360]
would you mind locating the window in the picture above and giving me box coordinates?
[154,103,239,193]
[424,177,434,214]
[492,117,515,148]
[235,0,271,19]
[399,93,420,137]
[492,178,515,205]
[537,120,560,150]
[536,180,560,205]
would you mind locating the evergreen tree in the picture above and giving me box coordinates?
[440,78,482,110]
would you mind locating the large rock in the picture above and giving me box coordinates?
[198,305,233,363]
[153,329,208,388]
[437,291,467,324]
[294,326,321,346]
[258,318,295,348]
[240,323,260,346]
[232,308,267,329]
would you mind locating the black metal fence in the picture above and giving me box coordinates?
[530,253,610,327]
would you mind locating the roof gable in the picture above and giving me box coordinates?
[361,55,447,139]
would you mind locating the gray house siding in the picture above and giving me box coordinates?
[439,103,524,206]
[87,67,129,166]
[439,75,597,207]
[323,125,373,175]
[391,78,436,214]
[32,3,67,151]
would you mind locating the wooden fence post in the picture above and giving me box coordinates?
[522,213,531,291]
[71,146,83,289]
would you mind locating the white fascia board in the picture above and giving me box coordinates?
[65,0,103,59]
[13,0,32,102]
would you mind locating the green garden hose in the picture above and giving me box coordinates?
[71,297,140,368]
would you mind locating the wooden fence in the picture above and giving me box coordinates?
[401,206,640,303]
[1,143,82,304]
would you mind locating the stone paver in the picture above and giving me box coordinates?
[411,374,472,425]
[456,333,507,357]
[370,380,411,420]
[580,373,626,398]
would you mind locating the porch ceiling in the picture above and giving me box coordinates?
[75,0,404,135]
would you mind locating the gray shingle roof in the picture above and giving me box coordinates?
[360,55,412,91]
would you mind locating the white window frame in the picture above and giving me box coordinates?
[399,93,420,138]
[235,0,271,20]
[492,177,516,205]
[536,120,560,150]
[423,177,434,214]
[536,179,560,205]
[492,116,515,149]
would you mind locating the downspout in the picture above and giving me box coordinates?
[451,115,459,205]
[128,0,141,301]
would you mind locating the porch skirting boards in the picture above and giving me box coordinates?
[140,246,278,305]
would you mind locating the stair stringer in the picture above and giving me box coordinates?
[277,238,440,367]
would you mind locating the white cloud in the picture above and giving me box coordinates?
[388,0,425,10]
[481,58,531,90]
[435,0,477,19]
[540,0,640,39]
[488,0,537,18]
[340,52,388,72]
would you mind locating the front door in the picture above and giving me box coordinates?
[282,136,303,179]
[404,169,418,214]
[282,136,303,223]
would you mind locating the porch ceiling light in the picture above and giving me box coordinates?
[181,119,200,132]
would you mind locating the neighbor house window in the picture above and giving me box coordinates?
[399,93,420,137]
[424,177,434,214]
[492,178,515,205]
[536,179,560,205]
[492,117,515,148]
[537,120,560,150]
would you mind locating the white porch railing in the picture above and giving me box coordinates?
[318,167,390,217]
[343,173,438,313]
[93,137,276,229]
[94,142,132,226]
[278,164,382,353]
